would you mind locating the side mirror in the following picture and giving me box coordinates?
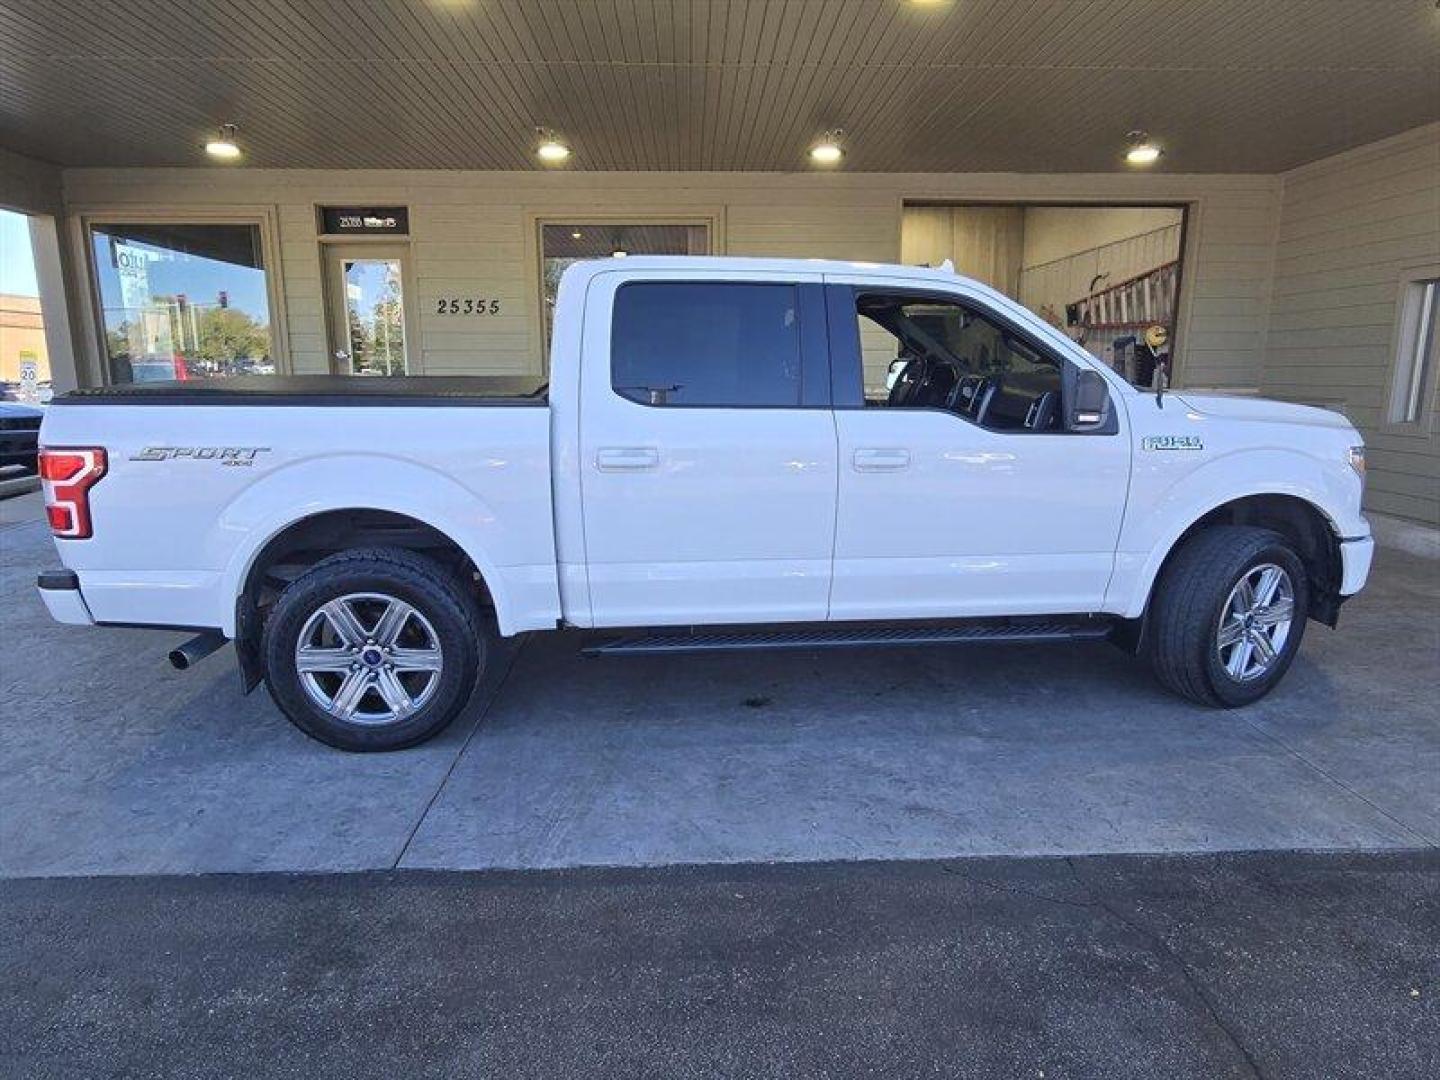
[1070,368,1111,431]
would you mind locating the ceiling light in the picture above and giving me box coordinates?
[205,123,241,161]
[1124,131,1162,166]
[536,128,571,163]
[809,130,845,165]
[570,230,583,239]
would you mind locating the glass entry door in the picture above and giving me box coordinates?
[325,244,411,375]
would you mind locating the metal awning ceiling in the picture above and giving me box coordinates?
[2,0,1436,173]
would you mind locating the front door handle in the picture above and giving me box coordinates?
[853,448,911,472]
[596,446,661,472]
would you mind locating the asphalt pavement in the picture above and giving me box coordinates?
[4,849,1438,1079]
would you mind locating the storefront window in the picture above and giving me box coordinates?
[540,222,708,354]
[90,221,273,383]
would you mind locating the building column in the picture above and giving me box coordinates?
[28,214,86,392]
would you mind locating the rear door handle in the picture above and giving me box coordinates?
[853,448,911,472]
[596,446,661,471]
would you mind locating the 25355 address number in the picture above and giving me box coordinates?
[435,298,501,315]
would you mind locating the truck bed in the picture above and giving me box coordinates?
[39,374,560,637]
[53,375,548,407]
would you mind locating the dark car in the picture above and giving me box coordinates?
[0,400,43,474]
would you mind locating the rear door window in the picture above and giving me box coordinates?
[611,282,802,407]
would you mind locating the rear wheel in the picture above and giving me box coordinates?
[261,548,485,751]
[1148,525,1308,707]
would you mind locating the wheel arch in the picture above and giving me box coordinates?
[224,504,510,691]
[1112,491,1344,654]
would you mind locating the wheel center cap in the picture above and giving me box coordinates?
[361,647,384,667]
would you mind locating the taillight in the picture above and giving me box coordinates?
[39,447,108,539]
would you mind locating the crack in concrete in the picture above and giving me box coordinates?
[1064,855,1268,1080]
[390,632,529,870]
[1241,717,1438,849]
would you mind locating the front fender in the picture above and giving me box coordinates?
[215,453,533,636]
[1106,446,1364,618]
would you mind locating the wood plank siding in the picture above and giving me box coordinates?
[1263,125,1440,525]
[60,168,1282,391]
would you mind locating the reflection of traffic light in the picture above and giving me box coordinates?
[218,290,229,308]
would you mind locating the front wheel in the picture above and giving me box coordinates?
[261,548,486,751]
[1148,525,1309,707]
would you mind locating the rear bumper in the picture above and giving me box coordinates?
[37,569,95,625]
[1339,535,1374,596]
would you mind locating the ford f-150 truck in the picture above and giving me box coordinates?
[36,257,1374,750]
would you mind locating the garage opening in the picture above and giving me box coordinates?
[902,204,1187,390]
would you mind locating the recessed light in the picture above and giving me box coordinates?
[1125,130,1163,166]
[570,230,583,239]
[205,123,241,161]
[809,130,845,165]
[536,128,571,163]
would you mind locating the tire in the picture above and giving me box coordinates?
[1147,525,1309,708]
[261,547,486,751]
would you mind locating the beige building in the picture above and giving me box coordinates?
[0,1,1436,525]
[0,293,49,385]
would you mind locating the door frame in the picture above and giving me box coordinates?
[573,266,836,628]
[820,271,1131,620]
[320,239,422,375]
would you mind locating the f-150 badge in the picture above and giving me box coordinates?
[1142,435,1203,451]
[130,446,271,466]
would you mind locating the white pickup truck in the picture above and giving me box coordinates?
[37,257,1373,750]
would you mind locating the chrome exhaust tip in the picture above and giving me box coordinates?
[169,632,227,671]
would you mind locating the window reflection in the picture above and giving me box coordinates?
[91,222,272,384]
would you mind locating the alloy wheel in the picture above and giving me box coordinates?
[295,592,444,725]
[1215,563,1295,682]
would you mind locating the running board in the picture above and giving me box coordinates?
[582,618,1114,657]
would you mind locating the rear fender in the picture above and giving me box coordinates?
[216,454,522,636]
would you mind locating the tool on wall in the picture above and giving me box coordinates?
[1146,324,1171,405]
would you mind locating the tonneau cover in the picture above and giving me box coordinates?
[54,374,548,407]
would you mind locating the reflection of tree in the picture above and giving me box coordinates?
[194,308,269,370]
[106,324,132,360]
[542,259,580,350]
[368,275,405,375]
[347,307,370,372]
[104,306,269,379]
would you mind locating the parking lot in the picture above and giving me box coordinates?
[2,490,1435,880]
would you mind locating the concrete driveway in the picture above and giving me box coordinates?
[2,491,1436,878]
